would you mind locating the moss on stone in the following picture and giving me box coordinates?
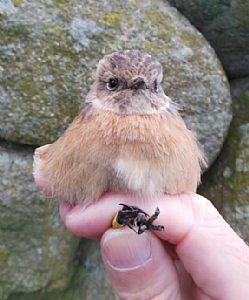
[99,12,121,25]
[12,0,22,7]
[0,248,8,268]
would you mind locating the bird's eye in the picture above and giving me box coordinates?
[107,78,118,90]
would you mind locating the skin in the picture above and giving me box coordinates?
[58,192,249,300]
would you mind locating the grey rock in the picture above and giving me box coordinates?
[198,77,249,241]
[0,141,78,299]
[168,0,249,79]
[0,0,232,166]
[77,239,115,300]
[0,0,18,14]
[69,16,103,51]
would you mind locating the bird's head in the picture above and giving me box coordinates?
[85,50,172,115]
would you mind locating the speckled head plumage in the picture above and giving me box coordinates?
[85,50,173,115]
[98,50,163,87]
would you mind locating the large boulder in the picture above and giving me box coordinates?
[168,0,249,79]
[0,0,232,165]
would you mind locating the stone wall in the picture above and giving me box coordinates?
[0,0,248,299]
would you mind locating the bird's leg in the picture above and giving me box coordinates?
[112,203,148,233]
[112,204,164,235]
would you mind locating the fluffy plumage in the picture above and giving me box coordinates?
[34,50,206,205]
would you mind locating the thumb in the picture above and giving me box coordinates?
[101,227,180,300]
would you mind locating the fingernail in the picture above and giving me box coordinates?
[102,230,152,270]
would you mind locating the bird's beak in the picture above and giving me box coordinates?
[131,77,146,90]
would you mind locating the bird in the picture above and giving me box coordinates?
[33,50,206,207]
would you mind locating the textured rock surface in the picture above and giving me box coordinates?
[0,141,76,299]
[168,0,249,79]
[199,77,249,241]
[76,239,115,300]
[0,0,232,165]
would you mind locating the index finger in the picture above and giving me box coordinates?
[59,192,208,241]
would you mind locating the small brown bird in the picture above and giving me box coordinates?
[33,50,205,206]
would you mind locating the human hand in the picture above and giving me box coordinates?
[60,192,249,300]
